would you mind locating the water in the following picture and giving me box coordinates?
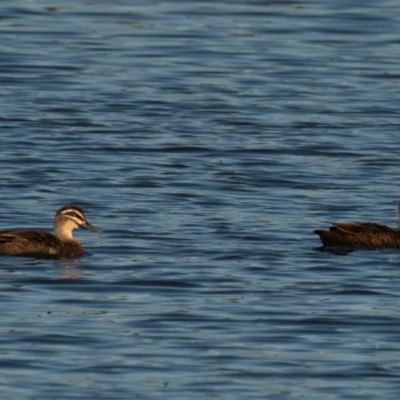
[1,0,400,398]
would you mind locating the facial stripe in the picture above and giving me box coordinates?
[60,209,85,225]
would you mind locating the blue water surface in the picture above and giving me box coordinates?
[1,1,400,399]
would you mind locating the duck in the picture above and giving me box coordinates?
[314,200,400,250]
[0,205,102,257]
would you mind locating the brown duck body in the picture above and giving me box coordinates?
[314,222,400,250]
[0,205,101,258]
[0,230,85,257]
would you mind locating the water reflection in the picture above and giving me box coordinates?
[314,246,355,255]
[53,258,82,279]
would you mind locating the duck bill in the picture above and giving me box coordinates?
[81,220,102,232]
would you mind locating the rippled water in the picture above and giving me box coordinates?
[1,1,400,399]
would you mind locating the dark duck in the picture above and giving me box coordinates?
[0,205,102,257]
[314,201,400,250]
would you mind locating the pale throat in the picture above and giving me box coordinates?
[54,220,77,241]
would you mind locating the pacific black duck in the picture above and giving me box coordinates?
[0,205,102,257]
[314,201,400,250]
